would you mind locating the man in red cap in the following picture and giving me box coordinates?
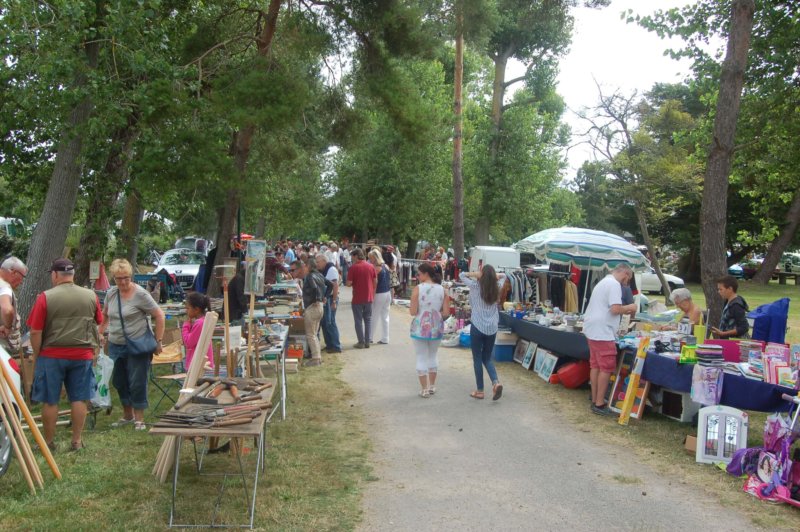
[27,258,103,451]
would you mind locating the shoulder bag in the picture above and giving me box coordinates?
[117,289,158,357]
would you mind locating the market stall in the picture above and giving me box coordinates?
[499,312,589,360]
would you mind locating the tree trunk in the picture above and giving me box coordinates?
[752,188,800,284]
[254,216,267,239]
[633,200,671,301]
[17,38,100,324]
[451,7,465,260]
[405,238,417,261]
[75,115,139,286]
[117,188,144,269]
[207,0,282,296]
[474,52,509,245]
[699,0,754,327]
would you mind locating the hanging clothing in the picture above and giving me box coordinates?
[564,280,579,313]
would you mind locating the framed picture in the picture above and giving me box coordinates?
[522,342,537,370]
[608,347,650,419]
[532,347,547,375]
[244,240,267,296]
[536,350,558,381]
[513,339,530,364]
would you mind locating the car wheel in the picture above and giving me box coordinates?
[0,408,13,478]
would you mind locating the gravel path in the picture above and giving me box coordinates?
[335,287,755,531]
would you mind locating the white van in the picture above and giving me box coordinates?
[468,246,520,272]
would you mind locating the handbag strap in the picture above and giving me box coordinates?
[116,288,131,341]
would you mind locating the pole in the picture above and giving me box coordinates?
[222,276,230,378]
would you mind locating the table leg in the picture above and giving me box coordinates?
[779,275,786,285]
[280,351,287,421]
[250,433,264,528]
[169,438,182,528]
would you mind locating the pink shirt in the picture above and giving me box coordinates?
[182,316,214,369]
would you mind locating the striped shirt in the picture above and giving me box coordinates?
[459,272,505,335]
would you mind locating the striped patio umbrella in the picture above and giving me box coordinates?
[513,227,650,272]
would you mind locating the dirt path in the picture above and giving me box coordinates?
[335,287,756,531]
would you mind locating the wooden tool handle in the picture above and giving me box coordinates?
[209,383,225,398]
[229,385,240,402]
[213,417,254,427]
[175,381,212,410]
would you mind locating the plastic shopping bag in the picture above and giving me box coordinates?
[91,352,114,409]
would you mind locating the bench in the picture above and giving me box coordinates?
[776,272,800,285]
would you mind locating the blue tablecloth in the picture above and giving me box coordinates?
[641,351,795,413]
[499,313,589,360]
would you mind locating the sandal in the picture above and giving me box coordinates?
[492,383,503,401]
[428,386,436,395]
[134,421,147,431]
[419,389,430,398]
[111,417,135,428]
[470,391,485,400]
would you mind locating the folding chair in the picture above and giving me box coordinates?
[149,340,185,416]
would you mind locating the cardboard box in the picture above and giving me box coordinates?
[683,435,697,455]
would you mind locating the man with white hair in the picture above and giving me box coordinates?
[0,256,28,354]
[583,263,638,416]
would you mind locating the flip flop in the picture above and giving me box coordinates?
[492,383,503,401]
[470,391,484,400]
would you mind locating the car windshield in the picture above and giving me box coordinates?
[161,251,205,265]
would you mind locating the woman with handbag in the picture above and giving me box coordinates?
[100,259,165,431]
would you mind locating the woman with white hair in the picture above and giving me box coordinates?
[670,288,703,325]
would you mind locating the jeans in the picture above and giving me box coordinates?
[304,302,324,360]
[470,326,498,391]
[321,296,342,351]
[110,347,153,410]
[351,302,373,344]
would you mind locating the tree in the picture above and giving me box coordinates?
[698,0,755,323]
[582,87,700,300]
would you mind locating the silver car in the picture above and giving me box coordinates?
[156,249,206,290]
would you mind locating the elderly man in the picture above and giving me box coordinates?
[583,263,637,416]
[290,259,327,367]
[669,288,703,326]
[315,253,342,353]
[0,256,27,354]
[27,258,103,451]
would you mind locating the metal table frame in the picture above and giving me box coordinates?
[166,407,276,529]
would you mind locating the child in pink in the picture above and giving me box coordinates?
[182,292,214,370]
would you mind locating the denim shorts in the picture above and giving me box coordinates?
[32,357,95,404]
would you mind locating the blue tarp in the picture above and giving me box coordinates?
[747,297,789,344]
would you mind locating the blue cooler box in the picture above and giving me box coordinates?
[493,344,514,362]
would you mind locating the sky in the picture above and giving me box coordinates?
[535,0,716,178]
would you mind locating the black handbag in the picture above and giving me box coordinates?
[117,289,157,357]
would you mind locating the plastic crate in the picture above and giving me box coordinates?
[493,344,514,362]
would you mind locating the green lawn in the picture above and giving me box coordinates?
[679,280,800,344]
[0,356,370,530]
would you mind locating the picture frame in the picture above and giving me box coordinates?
[536,350,558,381]
[522,342,538,370]
[244,240,267,296]
[513,339,530,364]
[532,347,547,375]
[608,347,650,419]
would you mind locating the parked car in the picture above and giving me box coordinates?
[640,267,685,294]
[156,249,206,290]
[0,347,21,478]
[174,236,213,256]
[728,263,744,279]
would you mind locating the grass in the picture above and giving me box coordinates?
[501,363,800,531]
[679,280,800,343]
[0,355,371,531]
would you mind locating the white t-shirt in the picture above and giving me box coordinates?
[324,265,339,283]
[0,278,12,300]
[582,275,623,341]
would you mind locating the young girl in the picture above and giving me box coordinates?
[182,292,214,370]
[409,263,450,398]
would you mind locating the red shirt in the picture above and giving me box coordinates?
[347,260,377,304]
[27,291,104,360]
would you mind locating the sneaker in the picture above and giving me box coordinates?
[365,342,371,349]
[591,403,613,416]
[304,359,322,367]
[354,343,365,349]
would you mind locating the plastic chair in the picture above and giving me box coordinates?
[747,298,790,344]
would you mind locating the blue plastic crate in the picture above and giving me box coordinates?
[493,344,514,362]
